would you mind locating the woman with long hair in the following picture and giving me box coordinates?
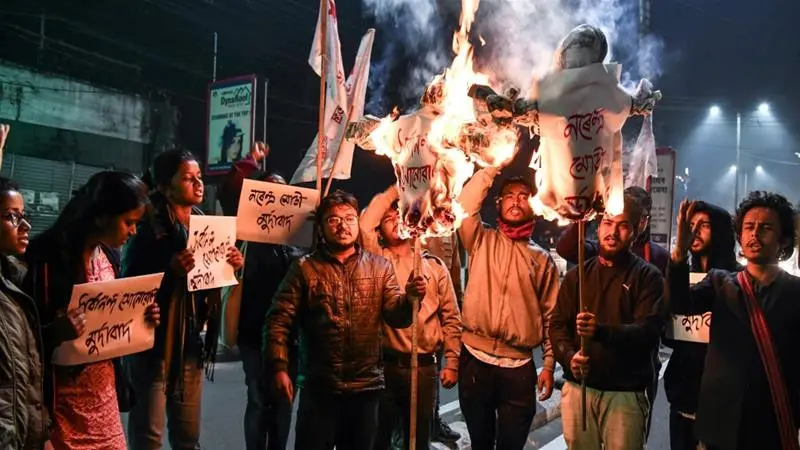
[23,171,160,449]
[124,149,243,450]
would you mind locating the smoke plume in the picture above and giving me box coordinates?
[362,0,664,110]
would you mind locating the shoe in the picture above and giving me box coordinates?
[433,419,459,443]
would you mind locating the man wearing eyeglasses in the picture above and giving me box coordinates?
[265,190,427,450]
[359,185,462,449]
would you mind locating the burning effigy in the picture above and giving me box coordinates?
[345,0,517,239]
[471,24,662,223]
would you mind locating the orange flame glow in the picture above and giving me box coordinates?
[368,0,519,240]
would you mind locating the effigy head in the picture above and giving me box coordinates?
[554,24,608,70]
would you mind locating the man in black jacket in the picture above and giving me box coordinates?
[662,201,740,450]
[265,190,425,450]
[551,192,666,450]
[670,193,800,450]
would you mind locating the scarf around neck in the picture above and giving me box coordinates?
[498,219,534,241]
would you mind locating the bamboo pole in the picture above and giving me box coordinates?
[409,237,422,450]
[315,0,328,196]
[577,219,587,431]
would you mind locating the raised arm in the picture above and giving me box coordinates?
[457,167,499,254]
[359,185,399,254]
[264,261,305,373]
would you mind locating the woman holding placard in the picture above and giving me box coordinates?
[23,171,161,450]
[123,149,243,450]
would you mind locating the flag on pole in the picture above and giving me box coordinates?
[291,8,375,184]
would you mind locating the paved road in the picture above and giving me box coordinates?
[121,348,675,449]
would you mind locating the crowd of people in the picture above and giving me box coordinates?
[1,134,799,450]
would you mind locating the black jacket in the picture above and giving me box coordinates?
[551,252,666,391]
[237,242,301,347]
[663,201,741,414]
[265,246,413,394]
[669,264,800,450]
[0,255,46,450]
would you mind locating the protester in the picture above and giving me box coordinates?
[550,191,666,450]
[236,173,302,450]
[123,150,243,450]
[662,201,740,450]
[218,141,269,216]
[24,171,160,450]
[0,177,48,450]
[555,185,667,436]
[265,190,424,450]
[456,168,560,450]
[669,193,800,450]
[360,185,462,449]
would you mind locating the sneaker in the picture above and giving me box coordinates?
[433,419,460,443]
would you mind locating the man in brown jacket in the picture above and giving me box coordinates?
[360,185,462,449]
[456,168,560,450]
[265,190,426,450]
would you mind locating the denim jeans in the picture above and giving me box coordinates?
[239,342,296,450]
[561,381,650,450]
[125,354,203,450]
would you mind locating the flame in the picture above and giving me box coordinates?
[368,0,519,240]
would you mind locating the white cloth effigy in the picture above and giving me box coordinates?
[529,62,631,220]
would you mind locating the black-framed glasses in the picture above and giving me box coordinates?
[3,211,30,228]
[325,215,358,227]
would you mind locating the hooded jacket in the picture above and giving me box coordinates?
[0,255,46,450]
[664,201,741,414]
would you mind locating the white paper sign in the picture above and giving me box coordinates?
[668,312,711,344]
[667,272,711,343]
[187,215,238,292]
[236,179,319,248]
[52,273,164,366]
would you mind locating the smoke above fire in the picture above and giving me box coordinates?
[362,0,664,110]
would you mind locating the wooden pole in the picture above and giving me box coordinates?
[322,104,354,198]
[409,237,422,450]
[315,0,328,196]
[577,219,587,431]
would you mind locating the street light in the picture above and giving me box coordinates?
[709,105,721,116]
[722,103,771,208]
[758,102,770,113]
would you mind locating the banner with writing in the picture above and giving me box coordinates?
[187,215,238,292]
[666,272,711,343]
[236,179,319,248]
[52,273,164,366]
[650,148,676,247]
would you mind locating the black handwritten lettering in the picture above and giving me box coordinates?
[563,109,605,141]
[279,191,308,208]
[85,319,134,356]
[569,147,606,180]
[256,211,293,234]
[188,225,215,253]
[78,292,119,314]
[189,272,216,291]
[118,288,159,312]
[247,189,276,207]
[399,165,433,190]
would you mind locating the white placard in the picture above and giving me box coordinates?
[187,215,238,292]
[52,273,164,366]
[668,312,711,344]
[236,179,318,248]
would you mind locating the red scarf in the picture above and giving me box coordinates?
[498,219,534,241]
[737,271,800,450]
